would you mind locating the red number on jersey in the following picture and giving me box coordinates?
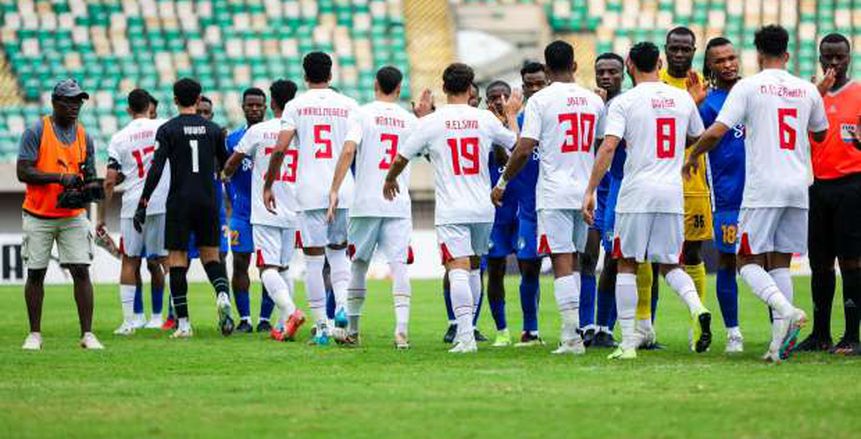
[558,113,580,152]
[446,137,480,175]
[314,124,333,158]
[131,146,156,177]
[777,108,797,150]
[558,113,596,153]
[378,133,399,170]
[655,117,676,159]
[264,147,299,182]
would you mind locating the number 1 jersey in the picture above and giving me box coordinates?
[107,118,169,218]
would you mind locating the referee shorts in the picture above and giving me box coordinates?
[808,173,861,263]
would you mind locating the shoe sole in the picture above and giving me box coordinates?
[779,318,806,360]
[695,312,712,353]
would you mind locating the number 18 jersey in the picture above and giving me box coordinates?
[107,118,169,218]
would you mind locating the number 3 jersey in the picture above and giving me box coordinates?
[520,81,605,211]
[604,81,705,214]
[715,69,829,209]
[400,104,516,225]
[234,118,298,228]
[107,118,169,218]
[280,88,359,211]
[345,101,418,218]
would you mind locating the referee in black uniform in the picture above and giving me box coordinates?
[135,78,235,337]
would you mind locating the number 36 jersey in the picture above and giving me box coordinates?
[604,82,704,215]
[280,88,359,211]
[107,118,169,218]
[715,69,828,209]
[345,101,418,218]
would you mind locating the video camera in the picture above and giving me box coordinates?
[56,160,105,209]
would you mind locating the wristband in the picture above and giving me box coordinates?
[495,174,508,191]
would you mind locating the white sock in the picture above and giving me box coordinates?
[391,261,411,336]
[347,260,369,335]
[553,273,581,341]
[261,268,297,317]
[615,273,638,349]
[280,269,294,298]
[304,255,327,328]
[178,317,190,331]
[636,318,653,333]
[325,247,351,312]
[469,269,482,319]
[769,268,794,305]
[727,326,742,338]
[450,269,474,342]
[739,264,794,318]
[120,284,136,323]
[665,268,706,316]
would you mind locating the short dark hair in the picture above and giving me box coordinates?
[200,95,212,105]
[544,40,574,73]
[820,32,851,51]
[173,78,202,107]
[128,88,151,114]
[442,63,475,95]
[270,79,298,109]
[147,93,159,107]
[376,66,403,95]
[667,26,696,44]
[242,87,266,102]
[520,61,545,77]
[754,25,789,57]
[595,52,624,66]
[703,37,733,79]
[303,51,333,84]
[629,42,661,72]
[485,80,511,95]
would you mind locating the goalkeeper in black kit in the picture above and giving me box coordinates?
[135,78,235,337]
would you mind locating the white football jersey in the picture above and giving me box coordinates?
[715,69,829,209]
[345,101,418,218]
[400,104,516,225]
[235,118,298,228]
[280,88,358,211]
[521,81,605,210]
[106,118,169,218]
[604,82,705,214]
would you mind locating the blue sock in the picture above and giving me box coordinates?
[520,272,540,333]
[579,273,596,328]
[489,296,506,331]
[716,266,739,328]
[133,283,144,315]
[326,289,336,320]
[259,286,275,320]
[596,282,616,330]
[235,290,250,320]
[151,286,164,315]
[473,290,483,326]
[443,286,455,322]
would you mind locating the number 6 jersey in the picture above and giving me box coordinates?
[107,117,169,218]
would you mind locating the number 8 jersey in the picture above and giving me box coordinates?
[280,88,359,211]
[603,82,704,214]
[107,118,169,219]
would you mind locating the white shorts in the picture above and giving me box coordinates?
[614,212,683,264]
[120,214,167,258]
[253,224,297,268]
[738,207,807,255]
[537,209,589,254]
[298,208,348,248]
[436,223,492,263]
[348,217,411,263]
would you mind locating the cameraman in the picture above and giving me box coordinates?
[16,79,103,350]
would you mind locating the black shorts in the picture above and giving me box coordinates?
[165,202,220,251]
[808,173,861,263]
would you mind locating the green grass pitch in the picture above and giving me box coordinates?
[0,276,858,438]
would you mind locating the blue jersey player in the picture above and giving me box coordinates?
[699,37,745,352]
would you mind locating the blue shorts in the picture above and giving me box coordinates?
[713,209,740,254]
[486,219,540,260]
[593,175,610,232]
[229,217,254,254]
[516,218,539,260]
[601,176,622,253]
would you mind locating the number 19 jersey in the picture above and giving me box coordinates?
[107,118,168,218]
[280,88,358,211]
[604,82,705,214]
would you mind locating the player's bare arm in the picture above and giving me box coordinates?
[810,128,828,143]
[327,140,358,222]
[135,135,170,232]
[97,167,121,230]
[501,89,523,136]
[583,135,620,225]
[262,128,295,212]
[221,151,247,180]
[16,158,81,187]
[383,154,409,200]
[491,136,536,207]
[412,89,435,118]
[683,122,731,178]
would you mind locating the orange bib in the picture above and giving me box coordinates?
[22,116,87,218]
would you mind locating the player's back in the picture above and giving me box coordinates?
[108,118,169,217]
[521,81,605,211]
[350,100,417,218]
[281,88,358,211]
[155,114,225,208]
[606,82,703,214]
[238,118,298,227]
[715,69,828,208]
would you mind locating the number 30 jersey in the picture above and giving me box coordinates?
[345,101,418,218]
[107,118,168,218]
[280,88,359,211]
[604,82,704,215]
[715,69,829,209]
